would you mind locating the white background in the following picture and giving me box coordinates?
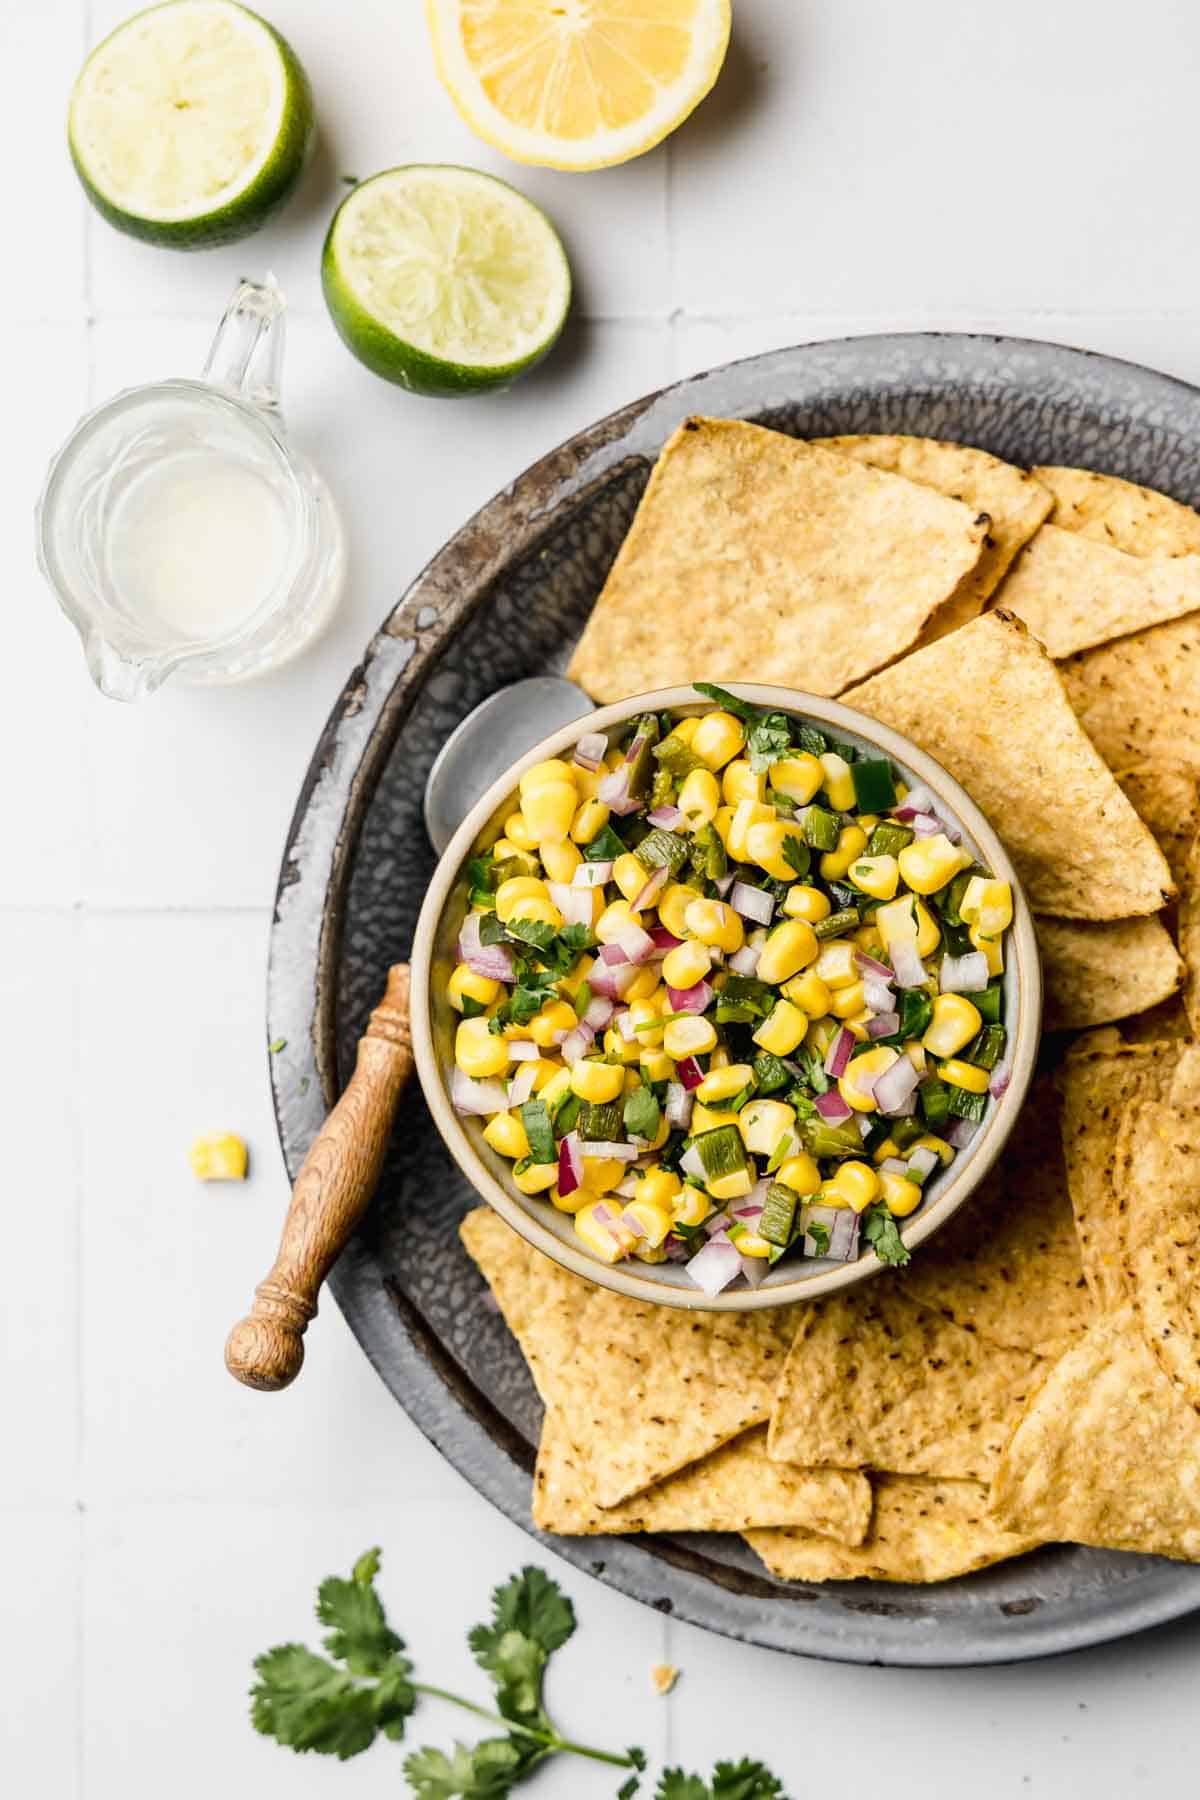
[4,1,1200,1793]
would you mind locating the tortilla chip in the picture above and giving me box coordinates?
[1120,996,1194,1044]
[567,417,988,702]
[897,1077,1090,1357]
[1062,614,1200,771]
[460,1207,797,1508]
[989,1312,1200,1560]
[845,611,1174,918]
[1118,1081,1200,1412]
[533,1418,873,1542]
[1058,1036,1181,1312]
[1037,914,1182,1031]
[1179,829,1200,1035]
[996,525,1200,659]
[1034,466,1200,557]
[746,1476,1040,1583]
[813,435,1052,620]
[767,1288,1040,1482]
[1115,759,1200,890]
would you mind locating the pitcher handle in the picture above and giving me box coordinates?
[202,276,286,414]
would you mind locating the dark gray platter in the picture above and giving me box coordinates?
[268,333,1200,1666]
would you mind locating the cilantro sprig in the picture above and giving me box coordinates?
[863,1201,911,1267]
[656,1761,787,1798]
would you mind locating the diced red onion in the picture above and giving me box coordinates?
[728,945,760,976]
[665,1236,690,1262]
[858,1113,874,1137]
[739,1255,769,1289]
[649,925,683,953]
[686,1238,742,1297]
[548,882,597,929]
[558,1131,583,1196]
[679,1145,707,1181]
[614,1176,641,1200]
[781,1058,804,1078]
[571,861,612,888]
[732,1205,764,1224]
[890,942,928,989]
[863,977,895,1014]
[573,731,608,772]
[824,1027,854,1079]
[583,994,615,1033]
[560,1025,595,1065]
[665,1082,694,1130]
[676,1056,705,1091]
[507,1040,539,1061]
[866,1011,900,1040]
[597,764,640,815]
[814,1088,852,1123]
[703,1209,731,1236]
[907,1145,939,1182]
[632,865,670,912]
[666,979,713,1015]
[457,912,515,982]
[990,1061,1011,1098]
[946,1116,980,1149]
[799,1202,860,1262]
[616,1007,638,1042]
[451,1068,510,1116]
[507,1062,538,1107]
[712,872,735,898]
[879,1156,909,1177]
[581,1140,639,1161]
[613,921,658,965]
[874,1056,921,1116]
[910,811,943,837]
[589,960,638,1001]
[730,881,775,925]
[855,948,895,981]
[621,1206,646,1237]
[892,785,935,820]
[940,951,989,994]
[647,804,685,829]
[551,1028,569,1046]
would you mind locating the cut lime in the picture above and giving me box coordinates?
[69,0,314,249]
[321,166,572,397]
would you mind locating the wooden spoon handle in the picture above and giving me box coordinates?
[225,963,414,1391]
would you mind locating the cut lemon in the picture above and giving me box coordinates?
[69,0,314,248]
[322,165,572,396]
[425,0,731,171]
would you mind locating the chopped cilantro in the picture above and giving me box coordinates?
[863,1202,911,1267]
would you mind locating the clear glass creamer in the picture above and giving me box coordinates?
[36,278,344,700]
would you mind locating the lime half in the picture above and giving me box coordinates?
[322,166,572,397]
[69,0,314,249]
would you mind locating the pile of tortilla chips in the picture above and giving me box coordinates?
[458,426,1200,1584]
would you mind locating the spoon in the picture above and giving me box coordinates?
[225,676,595,1390]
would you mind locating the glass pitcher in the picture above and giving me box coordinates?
[36,278,344,700]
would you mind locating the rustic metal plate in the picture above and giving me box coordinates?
[268,334,1200,1664]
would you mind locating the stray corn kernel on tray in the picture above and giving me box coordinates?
[445,421,1200,1586]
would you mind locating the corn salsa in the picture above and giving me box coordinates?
[448,685,1014,1297]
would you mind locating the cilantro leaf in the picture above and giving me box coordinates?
[404,1737,532,1798]
[505,917,558,954]
[712,1759,786,1799]
[746,711,792,773]
[863,1201,911,1267]
[618,1777,642,1800]
[806,1220,831,1256]
[692,682,758,722]
[656,1774,712,1800]
[623,1083,661,1142]
[316,1546,406,1676]
[482,1566,576,1656]
[468,1568,574,1733]
[781,834,810,878]
[250,1643,413,1760]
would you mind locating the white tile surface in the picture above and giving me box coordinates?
[8,2,1200,1796]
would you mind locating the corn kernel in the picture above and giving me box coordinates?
[540,1066,573,1110]
[573,764,604,802]
[550,1183,588,1214]
[559,952,595,997]
[783,883,831,923]
[596,898,643,944]
[581,1156,628,1194]
[188,1133,247,1180]
[673,715,701,744]
[849,854,900,902]
[911,1132,955,1166]
[683,897,744,952]
[871,1136,901,1166]
[658,882,696,938]
[677,768,721,831]
[733,1230,773,1258]
[856,814,880,832]
[783,970,832,1016]
[448,963,501,1012]
[970,920,1005,976]
[741,819,799,881]
[622,964,658,1002]
[528,1058,561,1092]
[455,1015,511,1078]
[838,1044,899,1113]
[960,876,1014,935]
[662,940,713,991]
[753,998,808,1056]
[604,853,640,903]
[778,1152,822,1194]
[637,1167,683,1211]
[820,824,868,882]
[570,797,611,845]
[830,980,866,1020]
[627,996,664,1047]
[897,833,972,895]
[722,759,766,806]
[940,1057,991,1094]
[633,1241,669,1263]
[673,1184,712,1226]
[923,993,983,1058]
[805,1014,838,1055]
[523,779,578,845]
[769,753,824,804]
[854,923,888,961]
[739,1098,796,1155]
[697,1062,754,1103]
[712,805,736,852]
[640,1047,676,1082]
[519,758,575,794]
[819,751,857,811]
[513,1161,558,1195]
[756,919,819,985]
[540,839,581,884]
[903,1040,928,1076]
[622,1199,674,1248]
[879,1171,922,1217]
[876,894,919,953]
[663,1015,718,1058]
[495,875,548,922]
[490,839,537,869]
[569,1059,625,1103]
[844,1008,874,1043]
[914,899,942,957]
[623,1066,641,1092]
[526,1001,576,1049]
[482,1111,530,1159]
[513,896,563,930]
[692,709,746,770]
[574,1201,628,1261]
[814,940,859,989]
[707,1165,755,1201]
[826,1159,880,1212]
[727,798,775,862]
[605,1025,641,1065]
[691,1101,740,1134]
[503,811,536,851]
